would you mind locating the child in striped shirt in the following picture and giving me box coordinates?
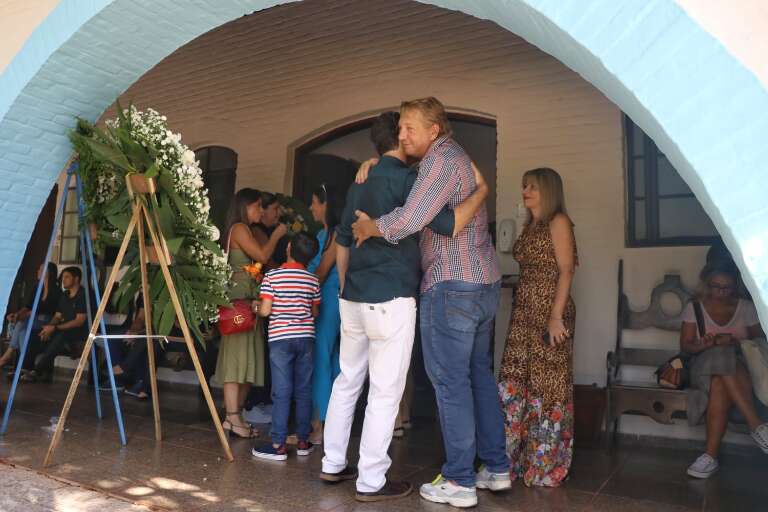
[252,232,321,461]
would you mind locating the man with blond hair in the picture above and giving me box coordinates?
[322,111,488,503]
[352,97,510,508]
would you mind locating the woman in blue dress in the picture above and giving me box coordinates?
[308,183,344,444]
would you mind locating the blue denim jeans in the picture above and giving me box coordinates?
[9,316,49,350]
[269,337,314,445]
[421,280,508,487]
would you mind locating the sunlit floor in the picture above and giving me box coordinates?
[1,375,766,511]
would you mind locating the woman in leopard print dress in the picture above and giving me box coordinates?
[499,168,578,487]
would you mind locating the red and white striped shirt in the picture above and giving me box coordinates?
[259,262,321,343]
[376,136,500,292]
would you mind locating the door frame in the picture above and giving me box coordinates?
[286,109,497,197]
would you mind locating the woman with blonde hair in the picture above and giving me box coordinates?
[498,167,577,487]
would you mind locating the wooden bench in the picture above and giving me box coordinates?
[605,260,694,450]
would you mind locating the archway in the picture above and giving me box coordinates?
[0,0,767,325]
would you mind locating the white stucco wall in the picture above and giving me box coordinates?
[0,1,58,74]
[105,3,721,400]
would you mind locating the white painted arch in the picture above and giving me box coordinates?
[0,0,767,325]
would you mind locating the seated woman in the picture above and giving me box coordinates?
[682,260,768,479]
[0,263,59,370]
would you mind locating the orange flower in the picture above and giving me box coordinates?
[242,263,264,280]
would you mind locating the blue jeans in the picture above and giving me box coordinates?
[269,337,314,445]
[9,316,49,350]
[421,280,508,487]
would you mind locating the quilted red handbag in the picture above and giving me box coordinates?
[218,299,255,335]
[217,227,255,335]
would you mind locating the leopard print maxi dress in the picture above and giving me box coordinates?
[498,220,577,487]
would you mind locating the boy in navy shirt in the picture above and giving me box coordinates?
[252,232,321,460]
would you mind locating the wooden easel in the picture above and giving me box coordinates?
[43,174,233,467]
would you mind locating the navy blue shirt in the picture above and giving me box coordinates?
[56,287,89,339]
[336,155,455,303]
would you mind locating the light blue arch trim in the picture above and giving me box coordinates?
[1,0,767,325]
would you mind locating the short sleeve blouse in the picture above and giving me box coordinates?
[681,299,760,339]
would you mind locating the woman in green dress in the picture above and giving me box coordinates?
[216,188,287,438]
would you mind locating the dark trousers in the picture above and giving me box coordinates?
[107,338,151,390]
[245,321,272,407]
[33,329,86,374]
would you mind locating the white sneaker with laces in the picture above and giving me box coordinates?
[476,466,511,491]
[419,475,477,508]
[751,423,768,454]
[687,453,719,479]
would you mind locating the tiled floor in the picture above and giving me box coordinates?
[1,378,767,511]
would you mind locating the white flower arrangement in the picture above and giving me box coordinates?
[72,105,231,341]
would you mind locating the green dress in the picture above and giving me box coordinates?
[214,248,265,386]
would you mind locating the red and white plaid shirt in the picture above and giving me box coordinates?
[376,136,500,292]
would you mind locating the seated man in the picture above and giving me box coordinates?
[26,266,89,382]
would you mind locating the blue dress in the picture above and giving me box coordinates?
[308,228,341,421]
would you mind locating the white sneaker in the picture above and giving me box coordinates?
[419,475,477,508]
[687,453,719,479]
[476,466,511,491]
[751,423,768,454]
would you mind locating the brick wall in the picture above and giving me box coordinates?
[105,1,732,443]
[109,0,629,387]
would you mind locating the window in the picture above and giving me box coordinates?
[195,146,237,235]
[57,183,80,263]
[625,116,718,247]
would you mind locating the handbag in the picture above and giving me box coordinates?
[217,225,255,336]
[655,300,705,389]
[218,299,255,336]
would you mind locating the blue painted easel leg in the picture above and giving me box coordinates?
[78,207,104,420]
[1,167,74,435]
[76,173,127,445]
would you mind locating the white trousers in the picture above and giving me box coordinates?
[321,297,416,492]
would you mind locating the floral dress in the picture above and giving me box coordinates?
[498,220,577,487]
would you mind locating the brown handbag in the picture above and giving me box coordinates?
[655,300,705,389]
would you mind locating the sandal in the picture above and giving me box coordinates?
[222,411,258,439]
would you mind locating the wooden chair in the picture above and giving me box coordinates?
[605,260,694,450]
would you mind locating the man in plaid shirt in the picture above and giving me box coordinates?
[353,97,510,508]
